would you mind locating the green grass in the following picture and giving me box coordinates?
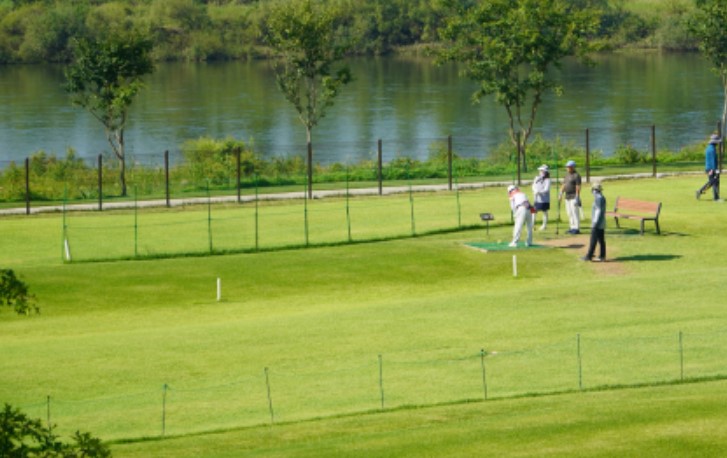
[2,175,727,456]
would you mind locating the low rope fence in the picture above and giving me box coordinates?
[15,329,727,442]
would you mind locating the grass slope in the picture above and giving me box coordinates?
[1,176,727,455]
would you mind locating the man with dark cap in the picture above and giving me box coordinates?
[559,160,582,234]
[696,133,722,201]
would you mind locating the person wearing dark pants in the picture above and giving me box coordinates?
[697,133,721,201]
[582,183,606,262]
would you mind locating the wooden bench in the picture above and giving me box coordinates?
[606,197,662,235]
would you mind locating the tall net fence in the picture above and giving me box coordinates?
[14,329,727,441]
[60,185,490,262]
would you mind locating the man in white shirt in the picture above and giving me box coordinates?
[507,185,534,247]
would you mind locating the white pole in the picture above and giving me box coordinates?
[216,277,221,302]
[512,255,518,277]
[64,238,71,262]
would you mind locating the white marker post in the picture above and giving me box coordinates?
[216,277,222,302]
[64,238,71,262]
[512,255,518,277]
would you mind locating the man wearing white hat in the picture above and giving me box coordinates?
[532,164,551,230]
[507,185,534,247]
[559,160,582,234]
[696,133,722,201]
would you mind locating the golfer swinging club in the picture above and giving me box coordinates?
[507,185,534,247]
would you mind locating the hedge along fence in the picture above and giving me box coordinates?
[15,329,727,442]
[0,124,715,214]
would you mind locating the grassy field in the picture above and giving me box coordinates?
[2,175,727,456]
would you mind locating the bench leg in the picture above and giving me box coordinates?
[614,217,620,229]
[655,219,660,234]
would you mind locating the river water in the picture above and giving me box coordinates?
[0,52,722,167]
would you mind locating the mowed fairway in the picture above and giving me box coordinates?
[2,176,727,456]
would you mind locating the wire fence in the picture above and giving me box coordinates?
[0,125,714,213]
[59,182,492,262]
[15,329,727,442]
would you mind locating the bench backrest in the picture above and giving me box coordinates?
[613,197,661,216]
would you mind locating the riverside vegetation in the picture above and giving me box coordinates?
[0,0,707,65]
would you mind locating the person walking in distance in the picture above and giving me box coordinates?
[559,160,582,234]
[532,164,551,231]
[507,184,534,247]
[696,133,722,201]
[582,182,606,262]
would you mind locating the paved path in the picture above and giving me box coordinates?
[0,171,696,216]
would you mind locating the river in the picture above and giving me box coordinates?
[0,52,722,167]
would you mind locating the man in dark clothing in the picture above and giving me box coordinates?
[582,183,606,262]
[697,133,721,201]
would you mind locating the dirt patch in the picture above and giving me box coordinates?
[539,234,628,276]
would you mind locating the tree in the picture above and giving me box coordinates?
[0,269,38,315]
[263,0,352,197]
[65,32,154,197]
[0,403,110,457]
[438,0,599,181]
[690,0,727,138]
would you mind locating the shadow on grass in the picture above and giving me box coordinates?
[612,254,682,262]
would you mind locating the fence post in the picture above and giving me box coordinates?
[24,157,30,215]
[407,161,416,236]
[62,187,68,262]
[448,135,453,191]
[307,142,313,199]
[378,354,385,410]
[207,181,213,253]
[516,132,522,185]
[480,349,488,400]
[346,164,352,242]
[577,333,583,390]
[718,121,723,173]
[161,383,168,436]
[679,330,684,381]
[254,173,260,251]
[134,186,139,258]
[377,139,383,196]
[164,150,170,208]
[97,154,103,211]
[264,367,274,424]
[236,146,241,204]
[651,124,656,178]
[303,178,309,247]
[46,395,51,430]
[585,128,591,183]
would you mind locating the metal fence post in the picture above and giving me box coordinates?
[24,157,30,215]
[307,142,313,199]
[448,135,453,191]
[378,138,383,196]
[651,124,656,178]
[585,128,591,183]
[164,150,170,208]
[236,147,242,203]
